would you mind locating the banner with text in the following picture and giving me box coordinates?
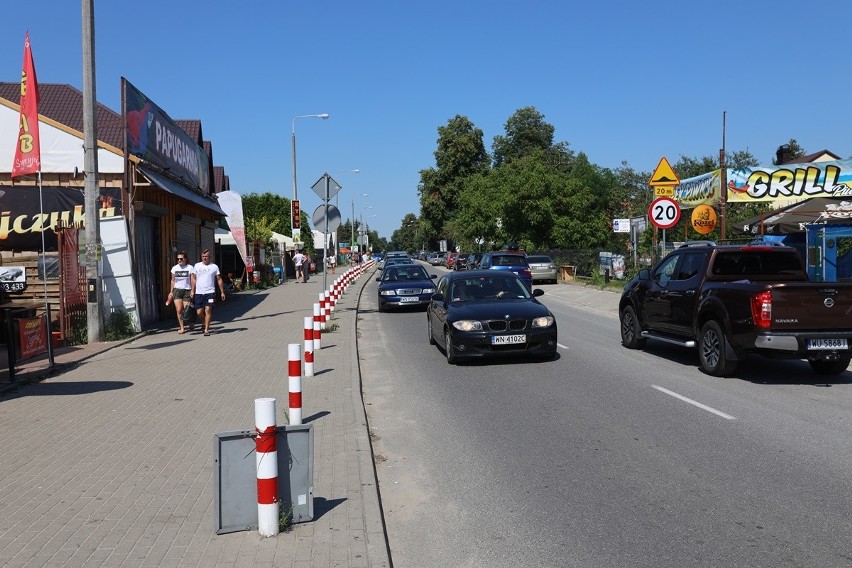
[674,159,852,209]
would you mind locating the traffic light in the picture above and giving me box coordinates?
[292,200,300,229]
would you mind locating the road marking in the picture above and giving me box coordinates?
[557,343,569,350]
[652,385,736,420]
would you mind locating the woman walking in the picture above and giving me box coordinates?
[168,251,195,334]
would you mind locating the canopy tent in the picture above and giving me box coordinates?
[731,197,852,235]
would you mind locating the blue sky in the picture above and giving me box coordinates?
[3,1,850,239]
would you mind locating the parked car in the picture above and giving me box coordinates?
[619,241,852,376]
[376,263,437,312]
[477,252,533,289]
[426,270,558,363]
[453,253,470,270]
[526,255,558,284]
[464,253,482,271]
[428,252,443,266]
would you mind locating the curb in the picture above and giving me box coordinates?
[349,265,393,567]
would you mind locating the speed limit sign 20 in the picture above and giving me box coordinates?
[648,197,681,230]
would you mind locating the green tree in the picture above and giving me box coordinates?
[390,213,421,251]
[492,106,556,167]
[417,115,490,244]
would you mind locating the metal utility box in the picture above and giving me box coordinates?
[213,423,314,534]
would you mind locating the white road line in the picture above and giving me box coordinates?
[652,385,736,420]
[557,343,569,350]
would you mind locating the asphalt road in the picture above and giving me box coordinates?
[360,265,852,568]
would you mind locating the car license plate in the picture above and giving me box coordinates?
[492,334,526,345]
[807,338,848,350]
[399,296,418,303]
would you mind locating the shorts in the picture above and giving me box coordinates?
[173,288,191,300]
[193,293,216,309]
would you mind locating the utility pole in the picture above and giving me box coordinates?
[82,0,102,343]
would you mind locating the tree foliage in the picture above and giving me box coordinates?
[403,108,814,260]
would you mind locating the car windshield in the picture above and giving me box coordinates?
[449,275,531,302]
[382,266,430,282]
[526,256,552,264]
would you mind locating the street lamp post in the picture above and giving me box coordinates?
[291,113,329,237]
[351,193,368,262]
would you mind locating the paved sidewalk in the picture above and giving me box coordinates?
[0,266,389,568]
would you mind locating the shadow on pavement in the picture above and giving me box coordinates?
[303,410,330,423]
[0,380,133,402]
[312,496,347,521]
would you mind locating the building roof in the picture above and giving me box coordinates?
[0,82,124,149]
[175,119,202,145]
[784,149,842,164]
[214,166,225,193]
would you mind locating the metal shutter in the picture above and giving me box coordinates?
[176,220,198,264]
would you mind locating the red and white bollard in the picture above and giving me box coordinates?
[313,303,322,350]
[255,397,278,537]
[303,316,314,377]
[325,290,334,314]
[288,344,302,425]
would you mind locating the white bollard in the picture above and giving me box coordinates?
[313,303,322,350]
[255,397,279,537]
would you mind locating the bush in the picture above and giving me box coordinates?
[104,310,136,341]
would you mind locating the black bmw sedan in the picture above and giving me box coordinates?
[426,270,558,364]
[376,263,438,312]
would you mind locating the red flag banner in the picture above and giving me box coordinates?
[12,32,41,178]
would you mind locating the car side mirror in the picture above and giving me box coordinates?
[430,274,438,279]
[431,292,444,302]
[532,289,544,297]
[375,277,381,282]
[638,268,650,280]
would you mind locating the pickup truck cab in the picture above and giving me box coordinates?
[619,242,852,376]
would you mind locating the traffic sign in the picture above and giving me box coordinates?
[312,204,341,233]
[649,157,680,187]
[648,196,681,230]
[311,173,342,200]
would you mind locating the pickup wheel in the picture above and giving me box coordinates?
[619,306,646,349]
[698,321,738,377]
[808,356,851,375]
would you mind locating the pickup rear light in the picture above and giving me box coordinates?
[751,290,772,328]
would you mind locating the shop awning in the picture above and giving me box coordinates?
[732,197,852,235]
[137,166,225,216]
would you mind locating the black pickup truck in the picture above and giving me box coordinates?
[619,242,852,376]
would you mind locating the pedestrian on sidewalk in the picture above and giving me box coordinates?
[190,249,226,336]
[327,249,336,274]
[293,250,306,282]
[168,251,195,334]
[303,252,311,283]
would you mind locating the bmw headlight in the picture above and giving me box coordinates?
[531,316,554,328]
[452,320,483,332]
[380,289,397,296]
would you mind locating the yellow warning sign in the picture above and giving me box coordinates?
[654,186,674,197]
[649,157,680,187]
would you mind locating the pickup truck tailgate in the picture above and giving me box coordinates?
[770,283,852,330]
